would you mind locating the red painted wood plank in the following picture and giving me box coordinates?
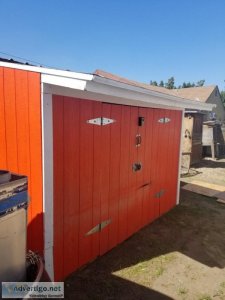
[15,70,30,175]
[0,67,7,169]
[150,109,159,220]
[99,103,111,255]
[53,95,64,281]
[27,72,43,253]
[108,104,121,251]
[3,68,18,171]
[63,97,80,277]
[136,107,147,230]
[92,101,102,258]
[14,70,32,247]
[163,110,177,212]
[79,100,94,265]
[140,107,154,226]
[127,106,138,236]
[158,109,171,216]
[118,106,130,243]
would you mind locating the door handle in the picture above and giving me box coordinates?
[136,134,142,147]
[132,162,142,172]
[140,182,151,188]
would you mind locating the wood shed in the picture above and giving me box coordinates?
[0,61,214,281]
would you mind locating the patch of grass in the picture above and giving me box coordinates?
[154,266,164,277]
[198,295,212,300]
[220,281,225,289]
[213,289,224,297]
[178,287,188,295]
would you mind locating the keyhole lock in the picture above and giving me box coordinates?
[132,162,142,172]
[138,116,145,126]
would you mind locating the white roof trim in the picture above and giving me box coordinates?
[42,74,87,90]
[0,61,93,81]
[0,61,215,111]
[88,76,215,111]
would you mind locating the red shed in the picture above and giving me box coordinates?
[0,60,213,281]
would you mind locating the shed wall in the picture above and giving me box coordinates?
[0,67,43,253]
[53,95,182,280]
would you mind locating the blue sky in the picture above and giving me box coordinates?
[0,0,225,89]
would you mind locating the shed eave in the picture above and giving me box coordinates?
[86,76,215,111]
[0,60,215,111]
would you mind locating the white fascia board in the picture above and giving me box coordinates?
[41,74,87,90]
[86,78,215,111]
[0,61,93,81]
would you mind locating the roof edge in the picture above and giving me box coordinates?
[91,75,215,111]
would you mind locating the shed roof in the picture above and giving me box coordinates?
[94,69,174,96]
[0,60,215,112]
[94,69,217,102]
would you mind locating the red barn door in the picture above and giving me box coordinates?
[53,96,182,280]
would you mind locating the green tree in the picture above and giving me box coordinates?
[221,91,225,106]
[165,77,175,89]
[150,80,158,86]
[196,80,205,87]
[149,78,205,89]
[159,80,164,87]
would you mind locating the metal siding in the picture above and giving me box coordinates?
[0,67,43,253]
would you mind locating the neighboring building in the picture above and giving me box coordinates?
[170,86,225,123]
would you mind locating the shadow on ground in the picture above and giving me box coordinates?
[65,189,225,300]
[192,158,225,169]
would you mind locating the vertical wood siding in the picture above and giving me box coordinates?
[0,67,43,253]
[53,95,182,280]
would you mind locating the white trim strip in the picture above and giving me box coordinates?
[176,109,185,205]
[90,77,216,111]
[41,83,54,281]
[0,61,93,80]
[42,74,87,90]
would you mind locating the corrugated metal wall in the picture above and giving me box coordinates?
[0,67,43,253]
[53,95,182,280]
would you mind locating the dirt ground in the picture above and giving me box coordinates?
[181,157,225,186]
[65,159,225,300]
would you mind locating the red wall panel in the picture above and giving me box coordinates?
[118,106,130,243]
[53,96,182,280]
[107,105,121,251]
[0,67,43,253]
